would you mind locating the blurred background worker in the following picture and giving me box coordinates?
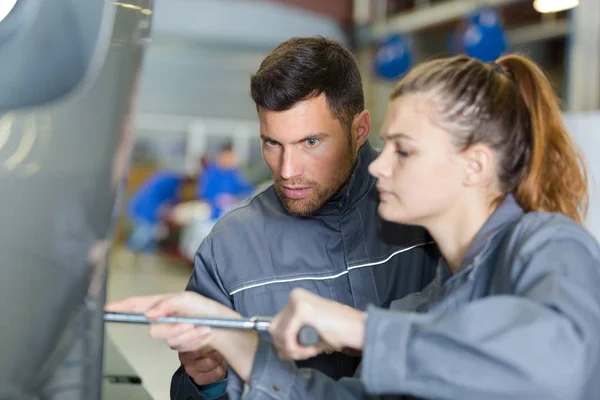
[126,170,186,252]
[175,144,256,262]
[197,142,255,221]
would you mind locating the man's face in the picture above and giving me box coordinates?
[259,94,357,216]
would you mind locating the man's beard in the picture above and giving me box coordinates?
[274,145,357,217]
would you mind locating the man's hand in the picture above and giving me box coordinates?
[105,292,256,383]
[180,349,228,386]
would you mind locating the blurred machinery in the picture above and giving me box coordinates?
[0,0,153,398]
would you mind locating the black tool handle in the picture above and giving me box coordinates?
[298,326,320,346]
[103,374,142,385]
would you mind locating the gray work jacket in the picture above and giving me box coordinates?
[245,195,600,400]
[171,142,440,399]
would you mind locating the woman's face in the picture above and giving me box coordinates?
[369,93,470,227]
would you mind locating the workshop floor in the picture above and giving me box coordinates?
[106,247,193,400]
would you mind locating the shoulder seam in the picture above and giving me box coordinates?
[206,182,274,240]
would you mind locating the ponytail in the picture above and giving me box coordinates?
[497,54,588,223]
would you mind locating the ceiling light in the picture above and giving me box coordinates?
[533,0,579,13]
[0,0,18,23]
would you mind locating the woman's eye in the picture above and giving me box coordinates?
[395,144,411,157]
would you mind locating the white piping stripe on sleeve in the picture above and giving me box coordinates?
[228,242,430,296]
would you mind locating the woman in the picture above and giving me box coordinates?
[107,54,600,399]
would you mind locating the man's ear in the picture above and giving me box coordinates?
[462,144,494,187]
[353,110,371,148]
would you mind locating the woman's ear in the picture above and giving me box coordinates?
[462,144,494,187]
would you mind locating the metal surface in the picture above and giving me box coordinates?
[0,0,153,398]
[104,312,321,346]
[105,312,260,330]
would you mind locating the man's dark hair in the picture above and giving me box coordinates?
[250,36,364,131]
[220,141,234,153]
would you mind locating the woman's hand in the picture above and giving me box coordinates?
[269,288,367,360]
[105,291,239,351]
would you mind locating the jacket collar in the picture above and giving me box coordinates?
[314,142,377,217]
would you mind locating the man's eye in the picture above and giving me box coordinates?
[264,139,278,147]
[305,138,320,147]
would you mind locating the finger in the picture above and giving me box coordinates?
[150,323,195,340]
[185,352,224,373]
[317,342,335,355]
[145,295,188,318]
[289,287,311,300]
[283,321,319,360]
[184,363,227,386]
[269,307,284,333]
[269,306,291,353]
[179,348,210,363]
[166,327,212,350]
[281,305,319,360]
[174,334,213,353]
[268,308,284,344]
[105,294,171,313]
[145,292,208,319]
[200,350,226,365]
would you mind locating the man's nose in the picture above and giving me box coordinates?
[280,149,303,180]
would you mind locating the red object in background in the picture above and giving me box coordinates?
[252,0,353,26]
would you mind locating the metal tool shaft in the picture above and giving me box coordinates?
[104,312,320,346]
[104,312,258,330]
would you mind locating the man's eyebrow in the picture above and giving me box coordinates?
[295,132,329,143]
[259,132,329,144]
[260,134,278,142]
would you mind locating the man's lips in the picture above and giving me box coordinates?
[283,186,311,199]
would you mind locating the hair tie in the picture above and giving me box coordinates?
[489,61,505,76]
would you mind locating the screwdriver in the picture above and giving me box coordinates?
[104,312,320,346]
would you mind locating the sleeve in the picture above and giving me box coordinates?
[125,188,141,220]
[361,233,600,400]
[244,339,378,400]
[186,235,233,305]
[198,168,217,203]
[171,236,243,400]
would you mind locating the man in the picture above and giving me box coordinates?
[171,36,439,399]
